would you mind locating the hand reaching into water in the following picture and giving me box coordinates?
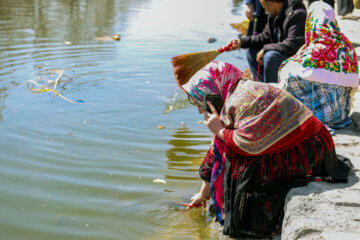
[183,181,211,209]
[183,192,208,209]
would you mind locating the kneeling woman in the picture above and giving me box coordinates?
[279,1,359,129]
[179,61,351,238]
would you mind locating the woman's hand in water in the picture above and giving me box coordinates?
[184,192,208,209]
[183,181,210,209]
[203,101,225,140]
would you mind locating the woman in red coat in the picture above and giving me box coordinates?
[179,61,351,238]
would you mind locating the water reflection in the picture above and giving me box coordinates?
[0,0,245,239]
[231,0,245,15]
[0,0,148,42]
[144,125,216,239]
[0,86,8,121]
[148,204,215,240]
[165,126,210,181]
[0,0,151,118]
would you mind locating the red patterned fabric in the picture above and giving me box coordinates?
[222,80,313,154]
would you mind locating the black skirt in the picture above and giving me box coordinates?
[219,125,352,238]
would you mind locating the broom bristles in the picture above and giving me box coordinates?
[171,49,219,86]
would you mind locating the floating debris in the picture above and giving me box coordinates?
[158,125,165,129]
[63,41,72,45]
[27,70,93,104]
[197,120,203,124]
[95,35,113,41]
[208,37,217,43]
[112,34,121,41]
[153,179,166,184]
[163,189,174,192]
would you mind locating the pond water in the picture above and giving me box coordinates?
[0,0,248,239]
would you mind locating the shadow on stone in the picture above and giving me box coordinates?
[281,170,360,240]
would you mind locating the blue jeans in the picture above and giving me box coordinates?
[246,49,289,83]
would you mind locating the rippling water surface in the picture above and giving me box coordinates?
[0,0,247,239]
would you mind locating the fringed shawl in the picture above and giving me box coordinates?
[180,61,313,224]
[222,80,313,154]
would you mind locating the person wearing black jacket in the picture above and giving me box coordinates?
[230,0,307,83]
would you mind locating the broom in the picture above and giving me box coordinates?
[171,40,239,86]
[230,20,250,36]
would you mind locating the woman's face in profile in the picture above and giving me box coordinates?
[188,94,206,114]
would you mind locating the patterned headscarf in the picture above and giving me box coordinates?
[182,61,243,108]
[279,1,359,87]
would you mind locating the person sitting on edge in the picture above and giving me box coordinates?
[230,0,307,83]
[178,61,351,238]
[278,1,359,130]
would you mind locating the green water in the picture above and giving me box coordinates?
[0,0,247,239]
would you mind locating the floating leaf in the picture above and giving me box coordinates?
[153,179,166,184]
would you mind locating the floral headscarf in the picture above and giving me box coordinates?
[279,1,359,87]
[181,61,243,108]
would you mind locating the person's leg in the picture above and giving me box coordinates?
[246,48,264,82]
[337,0,354,16]
[263,50,289,83]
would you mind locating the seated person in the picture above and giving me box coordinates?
[279,1,359,129]
[231,0,307,83]
[177,61,351,238]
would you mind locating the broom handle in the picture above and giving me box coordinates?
[217,40,239,54]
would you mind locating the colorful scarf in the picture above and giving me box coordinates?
[279,1,359,88]
[180,61,313,223]
[181,61,243,109]
[222,80,313,154]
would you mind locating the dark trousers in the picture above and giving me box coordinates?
[337,0,354,15]
[246,49,289,83]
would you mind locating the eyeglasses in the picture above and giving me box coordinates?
[187,94,197,105]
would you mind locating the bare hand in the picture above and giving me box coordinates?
[256,49,264,65]
[245,4,254,21]
[184,192,207,209]
[204,101,225,139]
[227,39,241,50]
